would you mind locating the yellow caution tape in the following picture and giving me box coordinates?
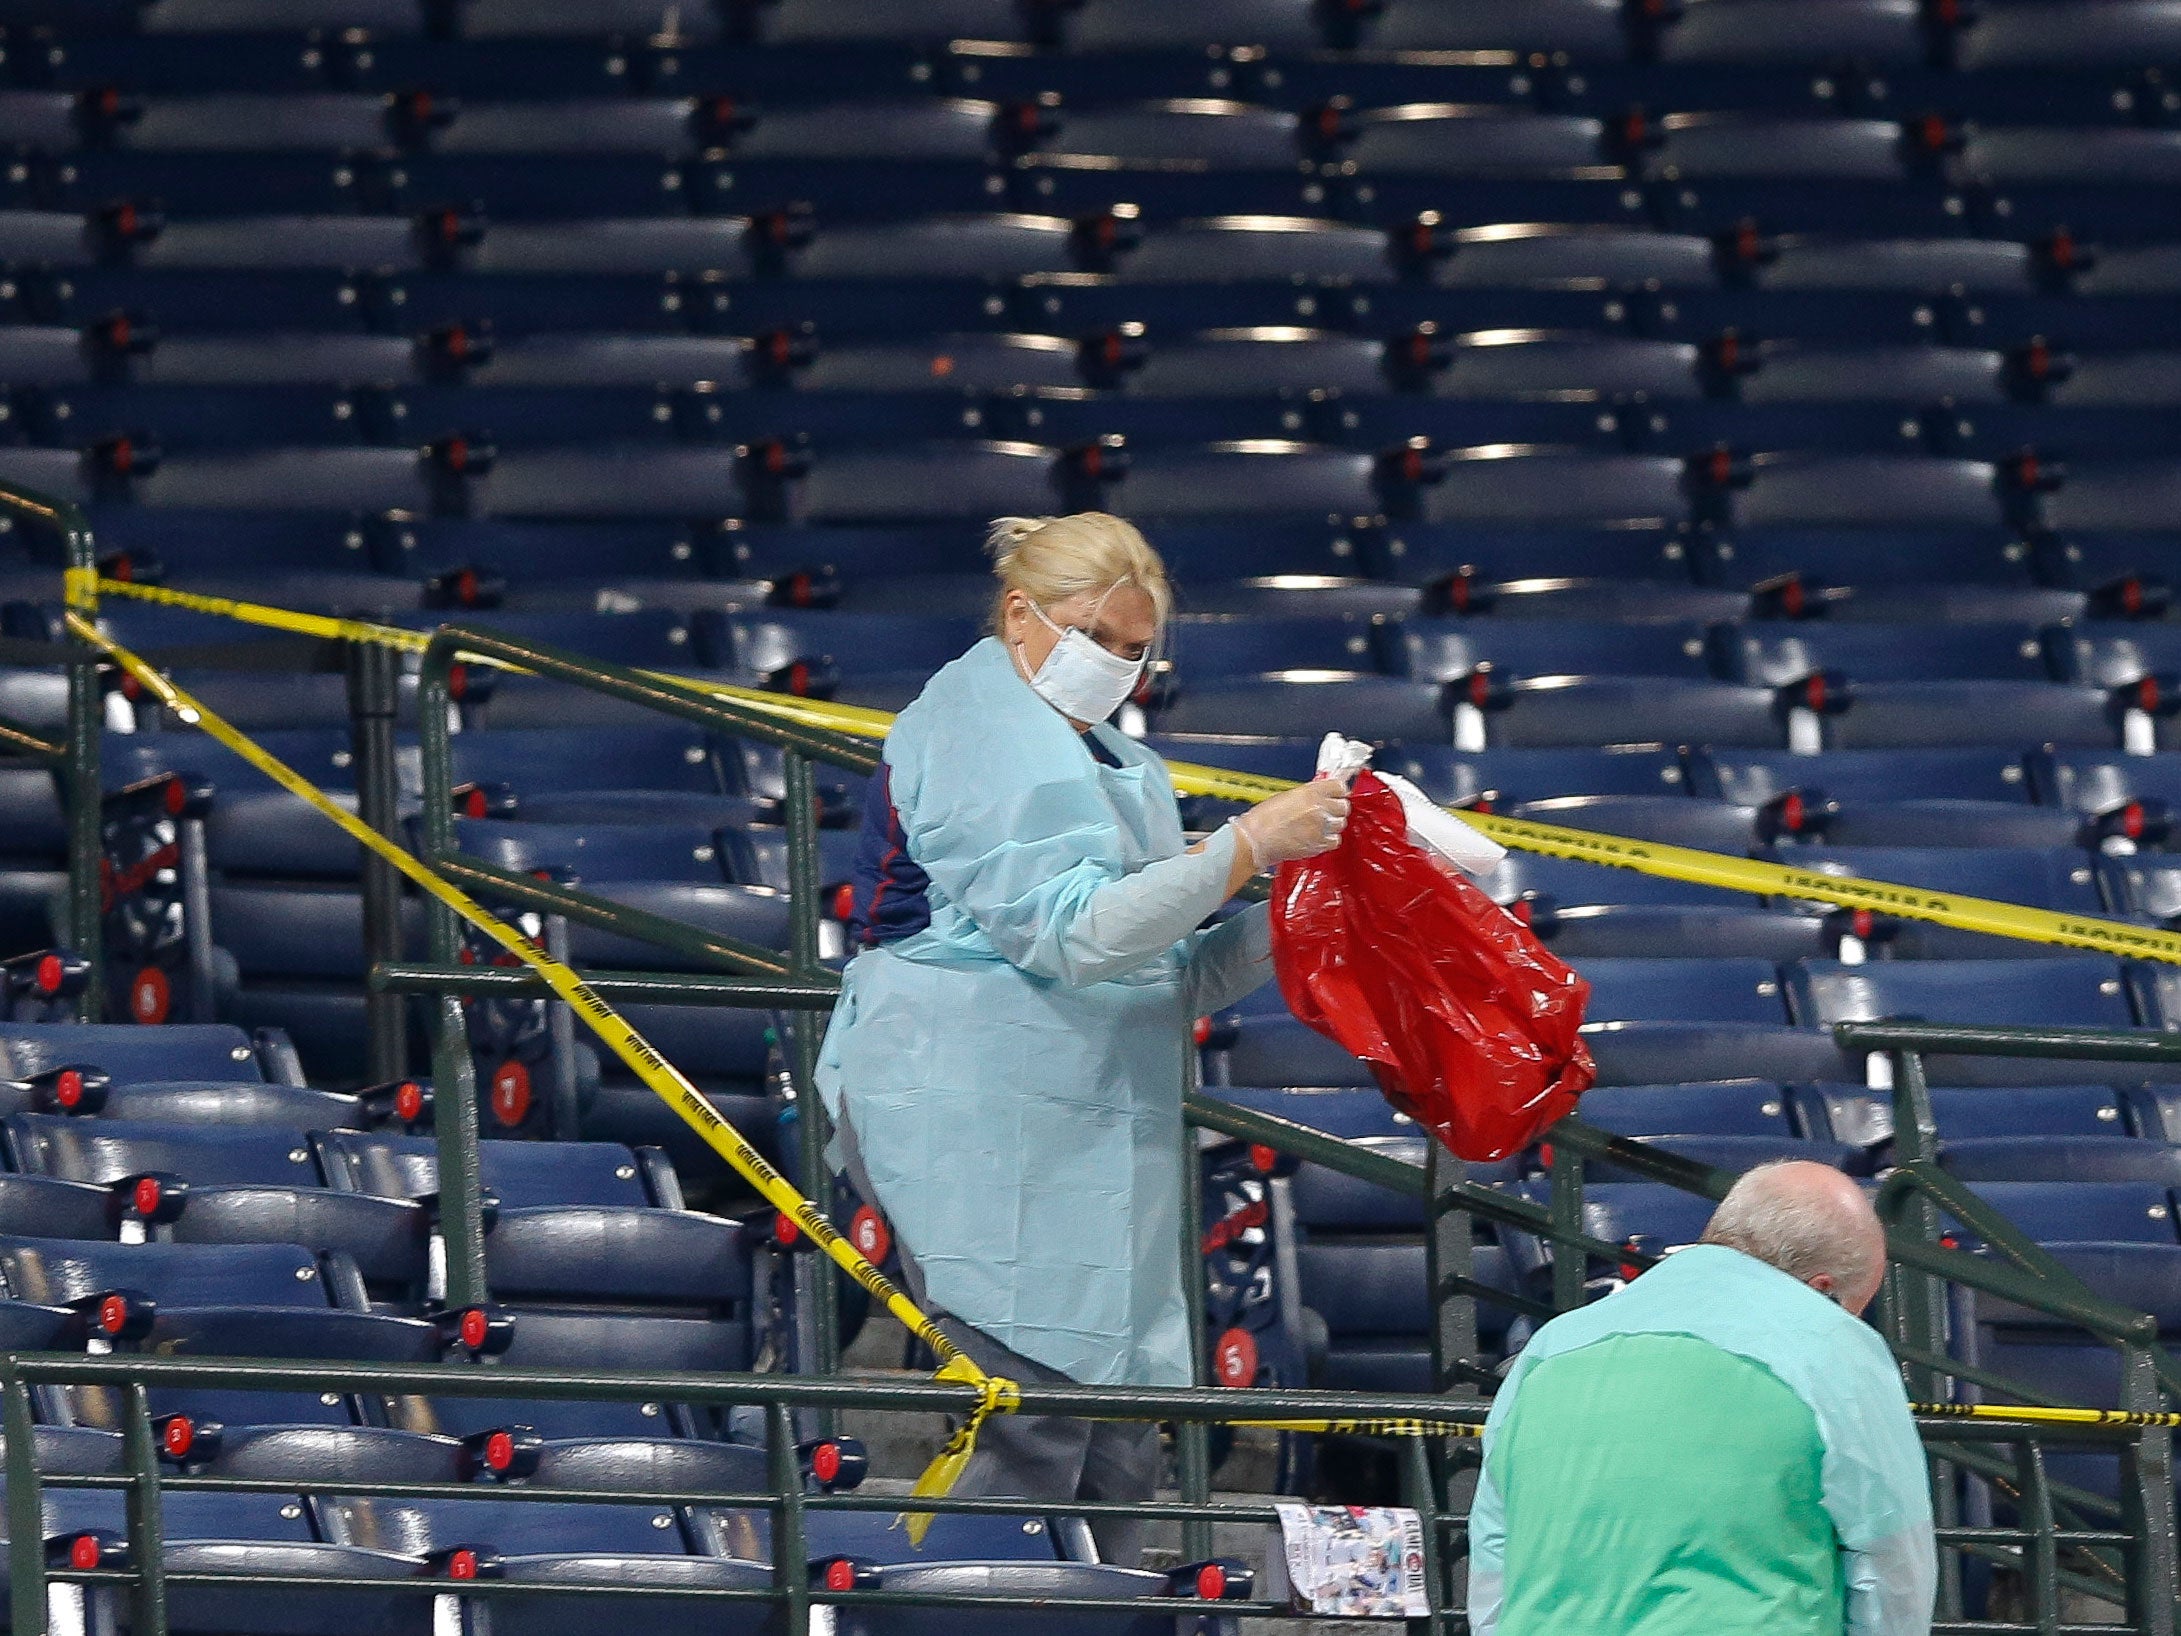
[65,610,1005,1541]
[63,588,2170,1475]
[1136,1402,2181,1440]
[81,572,2181,967]
[1160,764,2181,967]
[1912,1401,2181,1430]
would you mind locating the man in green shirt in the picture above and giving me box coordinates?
[1469,1160,1935,1636]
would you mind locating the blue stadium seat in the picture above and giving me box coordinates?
[1580,1133,1868,1184]
[1571,1080,1798,1137]
[0,1234,436,1427]
[1319,395,1629,454]
[2052,627,2181,694]
[46,1081,375,1134]
[1941,1136,2181,1187]
[1498,1181,1719,1285]
[1726,456,2007,533]
[0,1023,271,1085]
[1150,675,1449,741]
[1952,1246,2181,1458]
[1386,746,1690,805]
[1772,845,2106,958]
[2041,534,2181,606]
[1821,681,2120,751]
[7,1100,421,1262]
[1166,614,1379,679]
[1752,238,2043,295]
[578,1000,781,1180]
[1736,344,2010,409]
[422,1308,752,1441]
[1345,106,1611,176]
[1207,1013,1373,1089]
[0,1172,118,1240]
[1434,227,1718,291]
[451,818,735,886]
[1645,116,1914,182]
[4,1461,432,1636]
[1583,1020,1860,1087]
[1718,612,2017,689]
[2102,857,2181,938]
[208,881,425,1077]
[1469,676,1785,748]
[317,1491,771,1636]
[1634,287,1959,346]
[1953,0,2181,68]
[2041,463,2181,537]
[1485,792,1769,857]
[699,610,977,687]
[1692,530,2058,626]
[1358,521,1702,598]
[2029,751,2181,840]
[2055,353,2181,410]
[1377,618,1713,682]
[1365,0,1626,53]
[1950,1183,2179,1246]
[1807,1084,2132,1147]
[1572,957,1790,1025]
[1654,0,1930,64]
[1511,861,1827,957]
[326,1133,749,1325]
[1689,747,2075,848]
[791,440,1057,525]
[1790,955,2146,1031]
[1406,452,1694,534]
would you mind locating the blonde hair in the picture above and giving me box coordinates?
[985,512,1172,634]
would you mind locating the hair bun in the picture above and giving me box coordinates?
[984,516,1042,563]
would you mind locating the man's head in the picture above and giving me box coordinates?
[1698,1160,1887,1316]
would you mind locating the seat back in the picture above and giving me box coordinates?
[8,1113,323,1189]
[0,1025,262,1085]
[316,1133,656,1209]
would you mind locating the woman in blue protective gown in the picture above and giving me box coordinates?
[816,513,1351,1563]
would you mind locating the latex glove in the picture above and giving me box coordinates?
[1233,777,1351,869]
[1316,732,1504,876]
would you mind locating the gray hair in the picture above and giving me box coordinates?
[1699,1159,1882,1294]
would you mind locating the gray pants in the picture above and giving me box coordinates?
[834,1112,1162,1566]
[934,1315,1163,1570]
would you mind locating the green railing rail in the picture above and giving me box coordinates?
[2,483,2177,1630]
[0,1353,1473,1636]
[0,484,103,1013]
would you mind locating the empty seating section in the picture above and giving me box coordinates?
[0,2,2178,1621]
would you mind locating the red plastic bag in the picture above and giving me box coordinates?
[1269,770,1595,1162]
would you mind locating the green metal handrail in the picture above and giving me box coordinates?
[0,483,103,1012]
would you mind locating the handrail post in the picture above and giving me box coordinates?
[1427,1142,1480,1391]
[782,751,839,1404]
[1176,1048,1213,1564]
[3,1367,47,1636]
[1426,1142,1480,1629]
[122,1382,167,1636]
[768,1401,809,1636]
[1403,1426,1449,1636]
[17,486,108,1017]
[348,636,409,1083]
[1885,1047,1961,1621]
[2119,1340,2179,1635]
[2014,1436,2059,1636]
[417,657,489,1308]
[1546,1142,1586,1315]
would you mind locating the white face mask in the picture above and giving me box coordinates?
[1014,595,1146,724]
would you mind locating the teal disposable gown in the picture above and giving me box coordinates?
[814,637,1275,1387]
